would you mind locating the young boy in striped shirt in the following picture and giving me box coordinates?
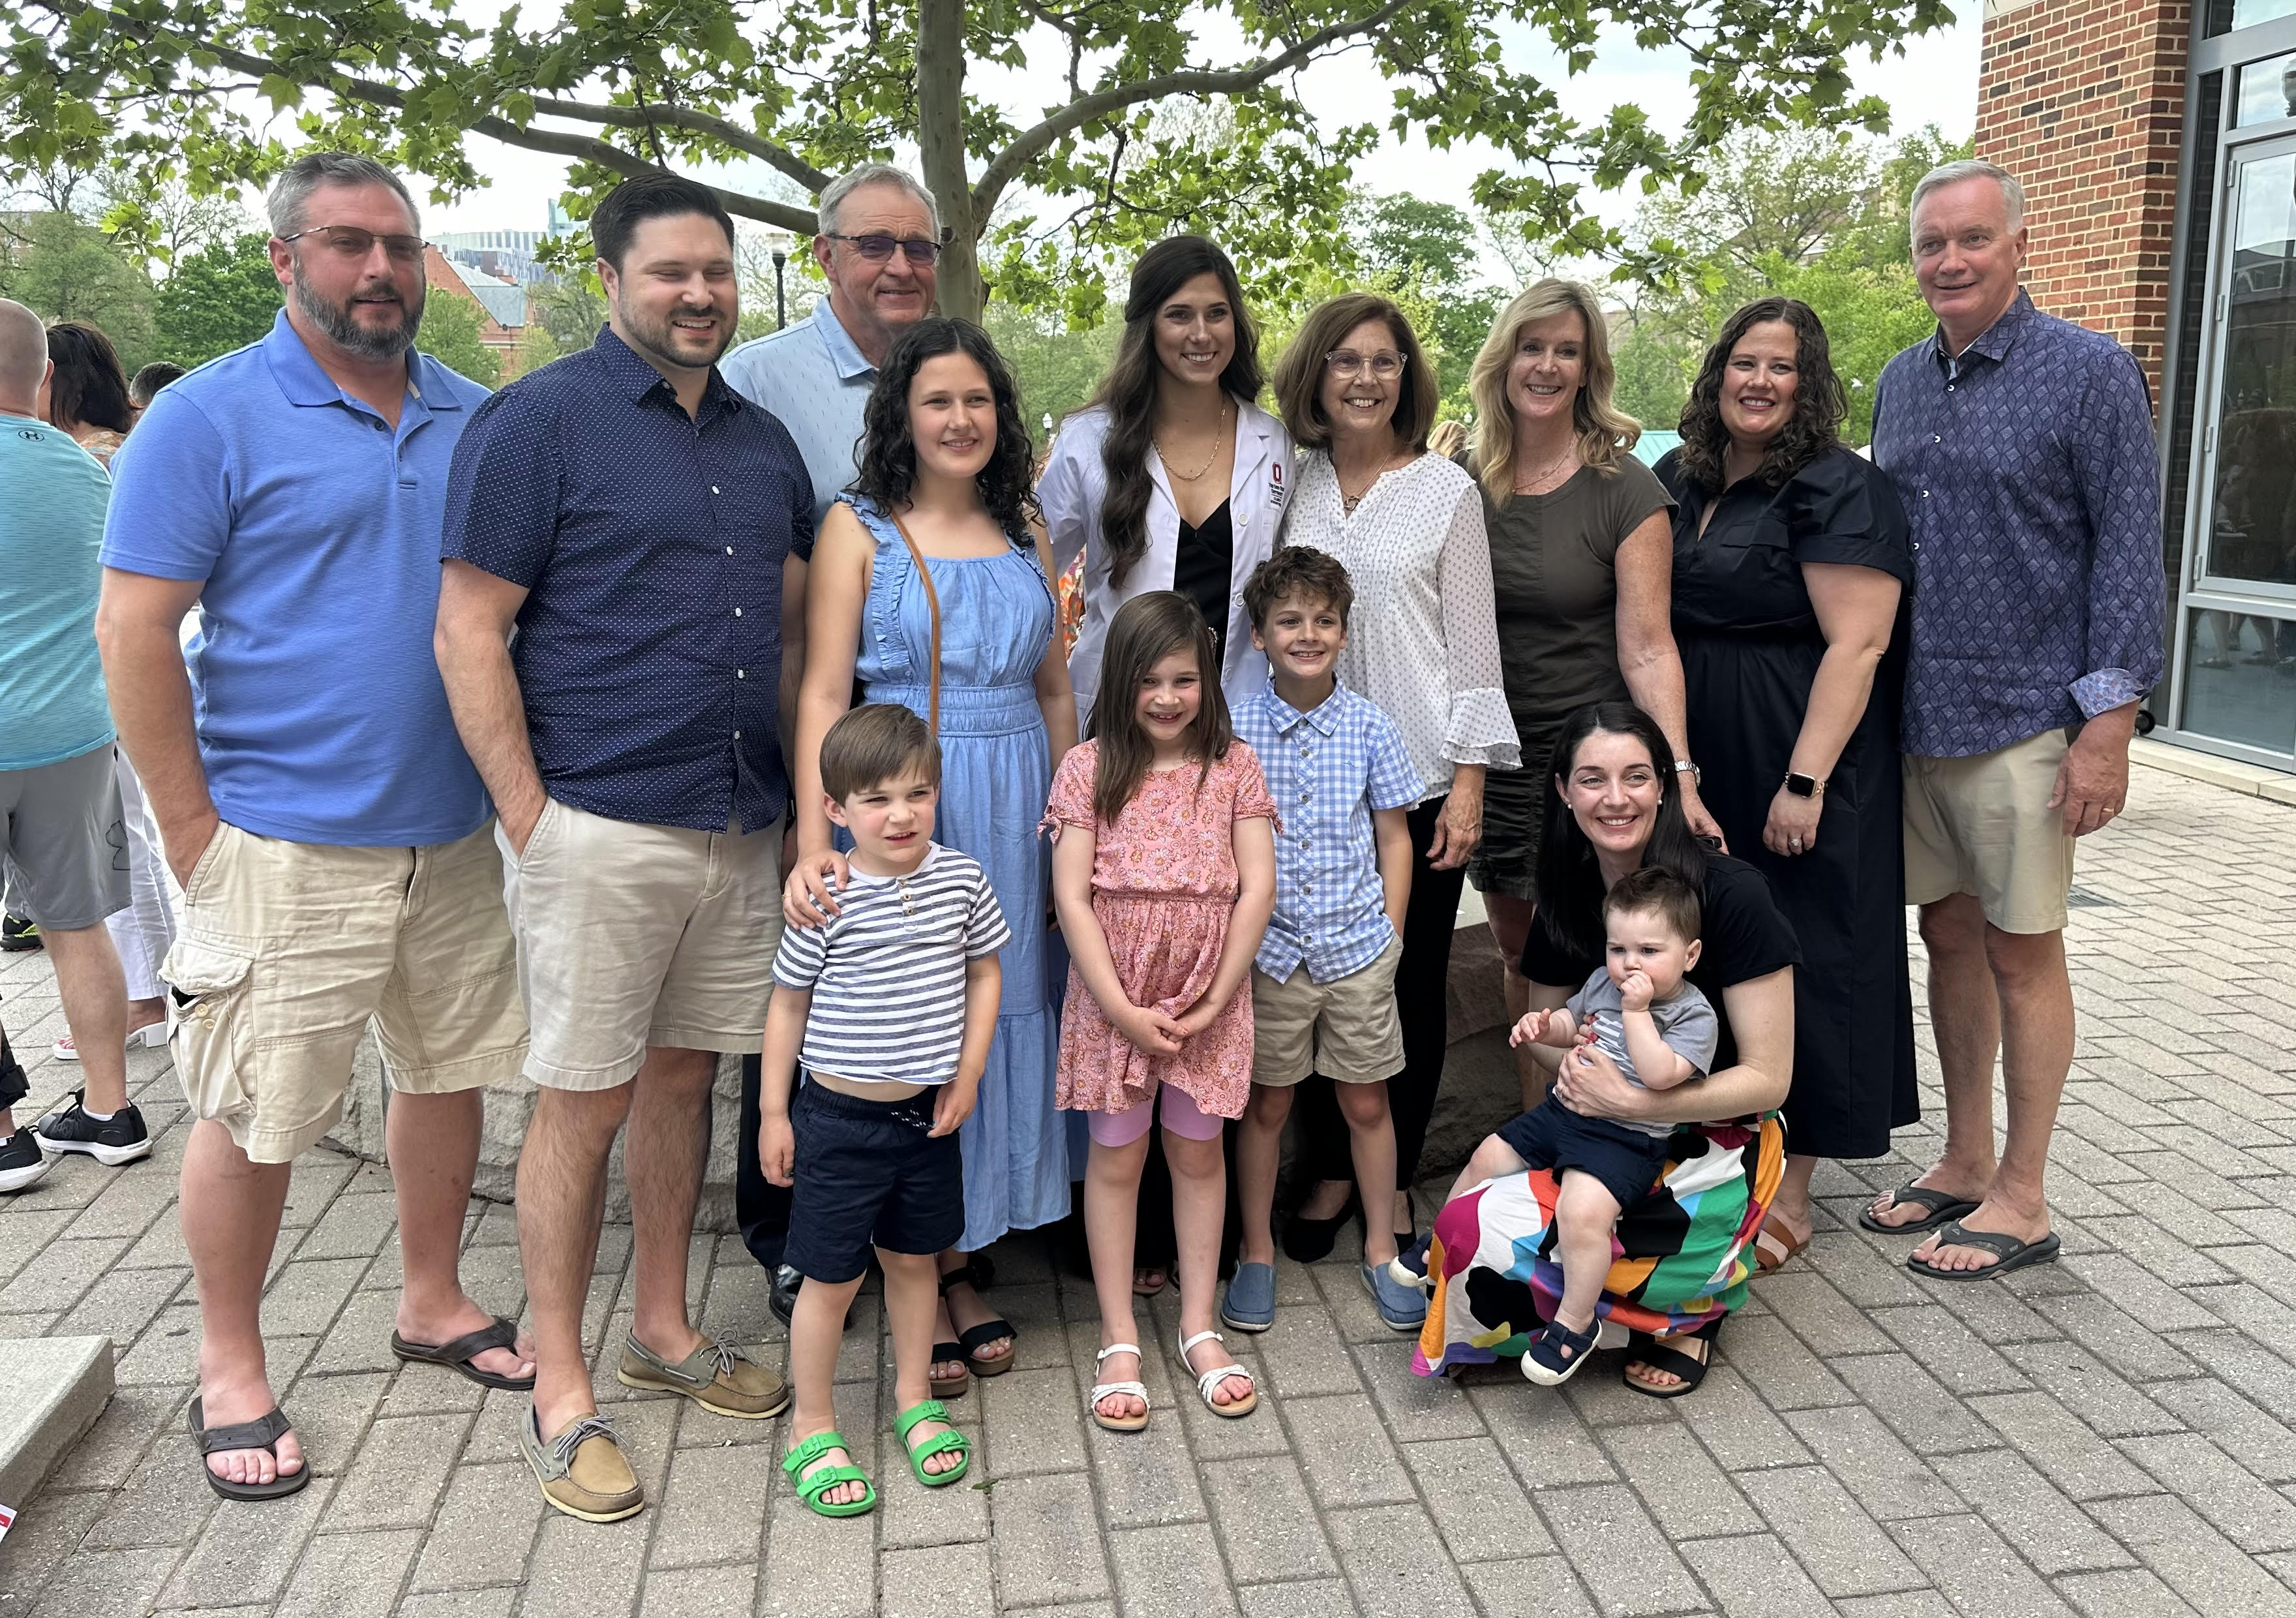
[759,704,1009,1517]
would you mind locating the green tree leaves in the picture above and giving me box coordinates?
[3,0,1952,324]
[152,232,282,367]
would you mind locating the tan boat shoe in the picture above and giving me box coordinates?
[521,1409,643,1523]
[615,1332,790,1419]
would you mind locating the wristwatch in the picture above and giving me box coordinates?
[1673,759,1700,784]
[1783,771,1825,799]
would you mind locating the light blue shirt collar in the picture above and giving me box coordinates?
[811,299,876,382]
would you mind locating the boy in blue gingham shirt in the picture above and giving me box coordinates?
[1224,547,1429,1336]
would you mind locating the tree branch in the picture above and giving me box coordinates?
[971,0,1415,219]
[32,0,825,228]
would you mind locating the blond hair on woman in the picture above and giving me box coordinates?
[1467,279,1640,500]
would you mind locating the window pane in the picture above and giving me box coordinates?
[2207,152,2296,590]
[2182,610,2296,754]
[2228,0,2296,34]
[2237,52,2296,125]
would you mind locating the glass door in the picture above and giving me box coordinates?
[2176,132,2296,758]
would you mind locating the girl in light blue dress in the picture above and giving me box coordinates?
[783,318,1077,1397]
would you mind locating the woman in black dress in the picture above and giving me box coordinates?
[1654,298,1917,1274]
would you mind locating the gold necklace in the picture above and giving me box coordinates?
[1155,399,1232,483]
[1512,443,1579,495]
[1338,448,1410,515]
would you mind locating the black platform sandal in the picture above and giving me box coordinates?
[939,1259,1016,1379]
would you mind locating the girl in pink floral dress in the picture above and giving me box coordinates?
[1044,593,1276,1432]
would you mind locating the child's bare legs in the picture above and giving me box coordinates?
[1236,1084,1291,1269]
[1166,1128,1253,1406]
[1550,1170,1622,1343]
[1443,1133,1531,1208]
[881,1248,961,1476]
[1337,1081,1400,1268]
[787,1270,868,1506]
[1084,1131,1153,1421]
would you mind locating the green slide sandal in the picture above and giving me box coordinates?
[781,1430,876,1518]
[894,1398,971,1488]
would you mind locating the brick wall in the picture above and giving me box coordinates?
[1976,0,2189,395]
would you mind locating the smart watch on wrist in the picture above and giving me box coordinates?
[1783,771,1824,799]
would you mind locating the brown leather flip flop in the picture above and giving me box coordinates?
[391,1315,535,1390]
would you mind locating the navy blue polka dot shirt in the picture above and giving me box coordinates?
[442,326,815,832]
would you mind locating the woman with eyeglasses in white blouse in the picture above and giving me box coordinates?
[1266,293,1520,1270]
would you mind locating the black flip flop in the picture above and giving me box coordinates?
[939,1262,1016,1378]
[1622,1320,1719,1400]
[190,1397,310,1501]
[1907,1220,2061,1281]
[390,1315,536,1390]
[1857,1183,1981,1235]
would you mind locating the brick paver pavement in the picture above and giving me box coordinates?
[2,761,2294,1617]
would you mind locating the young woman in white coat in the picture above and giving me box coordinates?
[1038,234,1292,1294]
[1040,235,1295,732]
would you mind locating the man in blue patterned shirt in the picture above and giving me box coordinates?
[436,174,811,1522]
[1865,160,2166,1281]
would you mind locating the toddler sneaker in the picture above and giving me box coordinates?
[1388,1231,1434,1290]
[0,1127,51,1193]
[31,1091,154,1167]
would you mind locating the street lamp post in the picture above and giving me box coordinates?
[761,228,793,330]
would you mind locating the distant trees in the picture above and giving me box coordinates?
[151,232,280,367]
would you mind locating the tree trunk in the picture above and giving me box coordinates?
[914,0,984,322]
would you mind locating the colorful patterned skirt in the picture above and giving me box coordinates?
[1412,1113,1785,1374]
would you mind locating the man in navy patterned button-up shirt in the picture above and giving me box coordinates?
[436,174,809,1523]
[1865,160,2166,1284]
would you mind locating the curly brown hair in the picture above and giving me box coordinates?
[1241,545,1355,632]
[1674,298,1847,494]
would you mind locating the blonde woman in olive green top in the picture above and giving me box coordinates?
[1465,281,1719,1107]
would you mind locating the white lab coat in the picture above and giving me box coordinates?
[1039,397,1297,732]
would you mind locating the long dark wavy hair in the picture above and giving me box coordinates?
[1084,591,1234,825]
[850,316,1038,543]
[44,321,133,436]
[1087,236,1263,588]
[1532,701,1710,967]
[1673,298,1847,494]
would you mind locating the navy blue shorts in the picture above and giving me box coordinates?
[783,1080,965,1284]
[1495,1097,1671,1211]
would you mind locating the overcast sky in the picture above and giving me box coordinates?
[421,6,1982,240]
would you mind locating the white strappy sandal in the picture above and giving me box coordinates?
[1177,1328,1258,1418]
[1090,1343,1151,1433]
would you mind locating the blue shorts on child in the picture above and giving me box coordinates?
[784,1080,966,1284]
[1496,1098,1672,1212]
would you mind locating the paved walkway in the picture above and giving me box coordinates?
[2,761,2295,1617]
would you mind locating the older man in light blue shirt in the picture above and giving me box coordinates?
[718,162,945,1319]
[720,164,942,528]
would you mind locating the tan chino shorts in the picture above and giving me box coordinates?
[1250,934,1406,1086]
[498,799,784,1091]
[1901,726,2077,935]
[164,821,528,1164]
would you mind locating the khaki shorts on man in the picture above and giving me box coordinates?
[1902,725,2077,936]
[168,822,528,1163]
[1250,934,1405,1086]
[498,801,785,1090]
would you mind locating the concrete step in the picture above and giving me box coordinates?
[0,1334,113,1514]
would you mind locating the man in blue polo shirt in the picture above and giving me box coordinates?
[436,172,812,1523]
[98,153,532,1501]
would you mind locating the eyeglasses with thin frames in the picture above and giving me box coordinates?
[1325,350,1404,380]
[823,232,943,266]
[276,224,427,265]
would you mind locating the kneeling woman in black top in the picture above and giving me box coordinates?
[1419,701,1799,1396]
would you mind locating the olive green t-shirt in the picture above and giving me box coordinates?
[1484,457,1674,740]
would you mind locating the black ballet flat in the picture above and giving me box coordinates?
[1282,1189,1362,1265]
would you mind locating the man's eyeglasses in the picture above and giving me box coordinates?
[277,225,427,265]
[823,232,943,266]
[1325,350,1404,380]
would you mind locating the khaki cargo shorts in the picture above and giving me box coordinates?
[164,821,528,1164]
[1250,934,1405,1086]
[498,800,783,1091]
[1902,726,2077,936]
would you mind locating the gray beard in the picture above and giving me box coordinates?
[292,264,423,362]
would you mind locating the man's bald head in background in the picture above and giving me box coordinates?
[0,299,52,417]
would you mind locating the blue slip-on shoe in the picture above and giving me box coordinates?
[1363,1262,1428,1332]
[1219,1261,1276,1333]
